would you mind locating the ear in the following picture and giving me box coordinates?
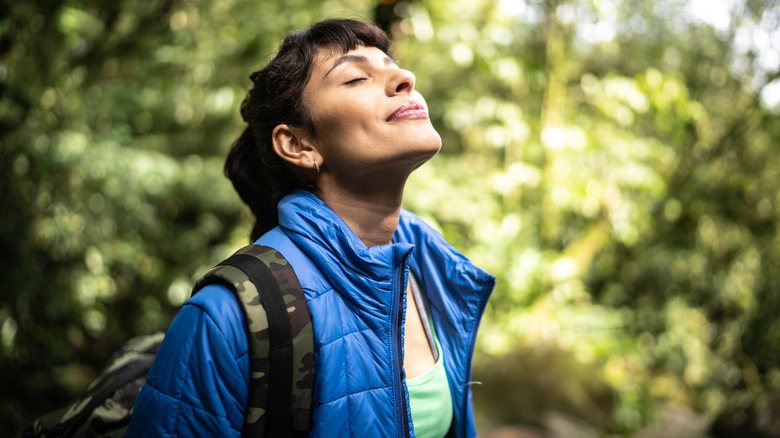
[271,124,321,172]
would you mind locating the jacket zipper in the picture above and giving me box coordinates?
[391,259,411,438]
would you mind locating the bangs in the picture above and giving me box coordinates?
[307,19,391,55]
[285,19,392,58]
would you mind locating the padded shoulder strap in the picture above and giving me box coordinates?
[193,245,314,437]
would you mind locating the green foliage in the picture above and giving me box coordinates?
[3,0,780,435]
[396,0,780,434]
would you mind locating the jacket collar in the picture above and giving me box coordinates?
[277,190,413,309]
[276,190,495,314]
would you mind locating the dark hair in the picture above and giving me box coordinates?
[225,19,391,242]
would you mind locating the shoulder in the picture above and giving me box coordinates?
[126,284,248,436]
[396,209,449,249]
[150,283,249,391]
[186,284,249,358]
[396,209,496,286]
[398,208,429,229]
[256,227,330,295]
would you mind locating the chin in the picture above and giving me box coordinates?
[420,128,443,155]
[408,133,442,168]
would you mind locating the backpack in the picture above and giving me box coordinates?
[16,244,315,438]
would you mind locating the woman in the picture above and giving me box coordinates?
[127,18,494,438]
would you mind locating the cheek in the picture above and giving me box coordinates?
[316,114,365,145]
[315,103,375,143]
[313,114,369,162]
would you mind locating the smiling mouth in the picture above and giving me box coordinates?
[386,100,428,122]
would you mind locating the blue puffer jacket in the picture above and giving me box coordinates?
[127,190,495,437]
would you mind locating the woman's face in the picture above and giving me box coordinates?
[301,45,442,184]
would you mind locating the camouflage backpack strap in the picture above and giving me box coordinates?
[193,245,314,438]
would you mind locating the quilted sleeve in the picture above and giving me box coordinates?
[126,284,250,437]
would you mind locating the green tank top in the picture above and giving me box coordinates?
[406,274,453,438]
[407,332,452,438]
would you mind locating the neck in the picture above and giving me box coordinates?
[317,177,405,248]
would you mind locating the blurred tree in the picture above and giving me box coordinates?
[392,0,780,434]
[0,0,378,430]
[1,0,238,429]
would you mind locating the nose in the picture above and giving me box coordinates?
[387,68,416,96]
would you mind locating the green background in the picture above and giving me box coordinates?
[3,0,780,436]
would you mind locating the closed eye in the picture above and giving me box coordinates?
[344,77,367,86]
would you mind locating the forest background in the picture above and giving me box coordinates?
[2,0,780,436]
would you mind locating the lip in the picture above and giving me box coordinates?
[386,100,428,122]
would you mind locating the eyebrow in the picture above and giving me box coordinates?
[323,54,397,78]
